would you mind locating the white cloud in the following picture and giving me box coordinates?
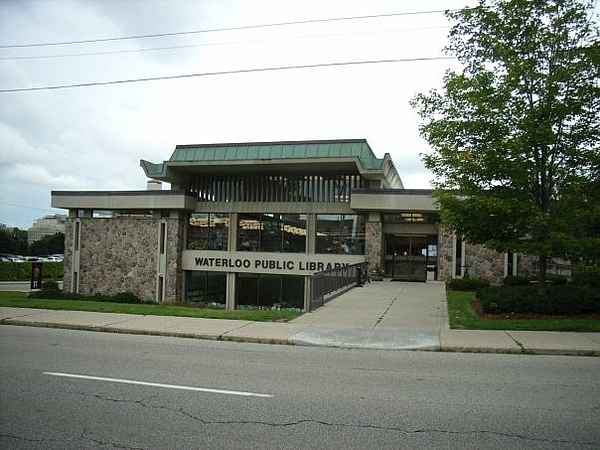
[0,0,475,228]
[4,163,91,189]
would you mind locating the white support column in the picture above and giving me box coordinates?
[226,272,236,310]
[306,213,316,254]
[72,219,81,294]
[303,276,312,311]
[156,220,167,302]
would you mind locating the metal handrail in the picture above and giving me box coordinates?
[308,262,367,312]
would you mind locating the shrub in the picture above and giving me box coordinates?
[446,277,490,291]
[111,292,142,304]
[546,274,568,285]
[572,265,600,287]
[504,274,568,286]
[478,285,600,315]
[42,280,60,290]
[28,290,142,304]
[0,261,63,281]
[29,290,61,299]
[503,275,530,286]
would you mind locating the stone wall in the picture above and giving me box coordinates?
[437,227,536,284]
[365,221,382,271]
[63,217,183,302]
[517,253,538,276]
[464,242,505,283]
[164,218,185,302]
[437,227,454,281]
[62,218,74,292]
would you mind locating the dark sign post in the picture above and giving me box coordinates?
[31,262,43,290]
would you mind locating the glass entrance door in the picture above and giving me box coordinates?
[385,235,436,282]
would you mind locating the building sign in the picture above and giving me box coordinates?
[183,251,364,275]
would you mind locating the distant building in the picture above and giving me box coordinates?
[28,214,67,245]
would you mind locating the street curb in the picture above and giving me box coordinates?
[1,319,292,346]
[439,344,600,357]
[2,320,598,356]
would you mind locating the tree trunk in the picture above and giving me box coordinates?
[537,254,547,297]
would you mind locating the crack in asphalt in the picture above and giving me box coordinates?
[0,432,46,443]
[70,391,597,447]
[81,428,145,450]
[173,407,595,446]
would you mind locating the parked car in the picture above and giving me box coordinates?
[25,256,42,262]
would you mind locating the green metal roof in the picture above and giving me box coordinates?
[140,139,403,188]
[168,139,378,163]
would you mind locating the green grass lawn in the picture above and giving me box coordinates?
[0,292,304,322]
[2,290,598,331]
[447,290,600,332]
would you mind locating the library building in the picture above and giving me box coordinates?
[51,139,535,311]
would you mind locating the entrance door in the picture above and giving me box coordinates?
[385,235,435,282]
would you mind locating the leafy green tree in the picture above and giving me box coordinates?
[0,227,28,255]
[29,232,65,256]
[412,0,600,295]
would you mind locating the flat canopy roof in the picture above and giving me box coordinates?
[51,190,197,210]
[140,139,403,188]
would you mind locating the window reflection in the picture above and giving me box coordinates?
[236,273,304,310]
[237,213,307,253]
[186,271,226,307]
[187,213,229,250]
[315,214,366,254]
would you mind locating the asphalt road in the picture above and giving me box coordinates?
[0,281,31,292]
[1,326,599,449]
[0,281,63,292]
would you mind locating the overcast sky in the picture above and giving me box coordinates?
[0,0,475,229]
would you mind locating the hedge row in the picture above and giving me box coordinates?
[503,275,568,286]
[29,285,143,304]
[0,262,63,281]
[446,277,491,291]
[477,285,600,315]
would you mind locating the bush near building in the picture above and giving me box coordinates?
[478,285,600,315]
[446,277,490,291]
[449,269,600,316]
[28,287,142,304]
[572,264,600,287]
[503,274,568,286]
[0,261,63,281]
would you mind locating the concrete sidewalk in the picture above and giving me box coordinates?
[1,280,599,355]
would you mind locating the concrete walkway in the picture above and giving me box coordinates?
[290,280,446,350]
[1,280,599,355]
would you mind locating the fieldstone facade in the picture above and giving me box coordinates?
[437,227,454,281]
[365,221,382,271]
[436,227,540,284]
[464,242,505,282]
[63,216,183,302]
[164,218,185,302]
[62,219,74,292]
[517,253,538,276]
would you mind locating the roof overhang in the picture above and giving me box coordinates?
[51,190,197,211]
[140,139,404,189]
[350,189,437,211]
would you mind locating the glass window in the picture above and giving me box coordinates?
[237,213,306,253]
[315,214,366,254]
[92,210,153,218]
[382,212,439,224]
[187,213,229,250]
[236,273,304,310]
[455,237,463,277]
[186,271,226,307]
